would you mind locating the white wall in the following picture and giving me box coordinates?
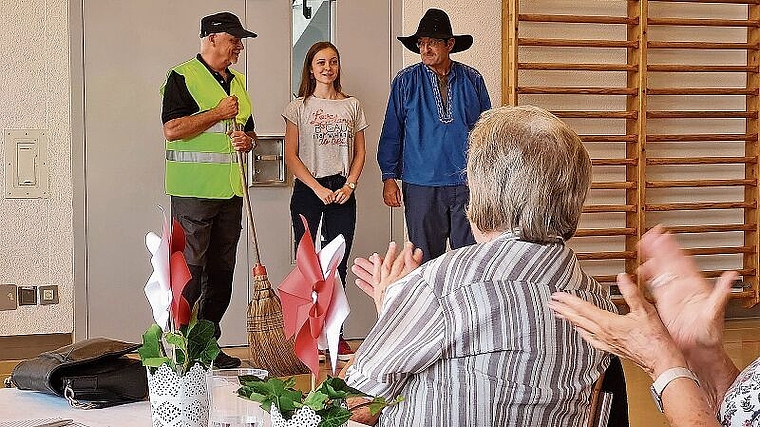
[0,0,74,336]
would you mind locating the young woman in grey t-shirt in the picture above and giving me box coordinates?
[283,41,368,360]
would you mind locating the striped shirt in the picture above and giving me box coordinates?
[346,232,616,426]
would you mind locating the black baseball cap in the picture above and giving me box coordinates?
[200,12,257,39]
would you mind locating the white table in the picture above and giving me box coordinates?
[0,388,366,426]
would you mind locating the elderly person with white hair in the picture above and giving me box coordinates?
[346,105,617,426]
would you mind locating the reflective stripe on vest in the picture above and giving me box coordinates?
[162,57,252,199]
[166,150,235,164]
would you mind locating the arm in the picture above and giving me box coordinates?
[283,119,334,204]
[163,96,239,141]
[345,272,444,399]
[637,226,739,408]
[334,129,366,204]
[475,72,491,112]
[549,274,722,427]
[378,77,405,208]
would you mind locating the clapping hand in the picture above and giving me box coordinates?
[351,242,423,313]
[638,226,736,352]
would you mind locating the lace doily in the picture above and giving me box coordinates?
[270,406,322,427]
[147,363,209,427]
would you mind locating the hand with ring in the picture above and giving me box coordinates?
[638,225,737,353]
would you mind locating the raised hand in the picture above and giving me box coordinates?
[638,226,736,352]
[351,242,423,313]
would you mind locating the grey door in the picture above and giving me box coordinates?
[77,0,400,344]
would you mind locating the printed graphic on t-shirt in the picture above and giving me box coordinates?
[310,109,352,146]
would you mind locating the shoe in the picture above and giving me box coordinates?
[318,349,326,362]
[337,337,354,362]
[214,350,241,369]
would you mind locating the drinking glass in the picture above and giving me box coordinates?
[207,368,268,427]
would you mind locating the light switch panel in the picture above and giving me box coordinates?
[4,129,48,198]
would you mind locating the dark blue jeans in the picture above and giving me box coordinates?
[402,182,475,263]
[290,174,356,285]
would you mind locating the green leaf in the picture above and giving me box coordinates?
[319,377,369,399]
[138,324,165,364]
[141,356,172,368]
[186,319,219,368]
[303,390,329,411]
[316,405,352,427]
[368,395,404,416]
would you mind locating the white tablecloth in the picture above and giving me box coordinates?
[0,388,366,427]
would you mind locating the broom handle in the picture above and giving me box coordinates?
[237,150,261,265]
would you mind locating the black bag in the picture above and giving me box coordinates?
[8,337,148,409]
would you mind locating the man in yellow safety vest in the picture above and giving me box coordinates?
[160,11,257,368]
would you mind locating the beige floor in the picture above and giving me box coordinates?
[3,323,759,427]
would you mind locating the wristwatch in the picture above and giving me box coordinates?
[345,182,357,190]
[650,367,699,413]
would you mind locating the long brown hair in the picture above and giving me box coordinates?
[297,41,343,98]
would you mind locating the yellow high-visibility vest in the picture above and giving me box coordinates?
[162,57,252,198]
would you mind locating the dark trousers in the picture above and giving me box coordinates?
[171,196,243,339]
[290,174,356,286]
[603,355,630,427]
[402,182,475,263]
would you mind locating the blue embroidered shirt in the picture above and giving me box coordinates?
[377,61,491,186]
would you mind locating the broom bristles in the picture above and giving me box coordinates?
[247,274,309,377]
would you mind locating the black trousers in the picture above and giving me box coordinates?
[402,182,475,263]
[171,196,243,339]
[290,175,356,285]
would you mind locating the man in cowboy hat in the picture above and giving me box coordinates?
[160,11,257,368]
[377,8,491,263]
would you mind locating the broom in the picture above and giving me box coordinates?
[235,134,308,377]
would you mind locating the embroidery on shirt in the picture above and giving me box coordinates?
[426,66,454,124]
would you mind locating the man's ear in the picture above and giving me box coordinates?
[446,38,455,52]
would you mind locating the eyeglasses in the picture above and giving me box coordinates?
[416,38,446,50]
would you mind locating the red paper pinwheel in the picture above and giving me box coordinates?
[278,216,340,375]
[169,218,191,328]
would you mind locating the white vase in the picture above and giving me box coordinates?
[269,406,322,427]
[147,363,209,427]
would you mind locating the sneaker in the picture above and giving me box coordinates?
[337,337,354,362]
[214,350,241,369]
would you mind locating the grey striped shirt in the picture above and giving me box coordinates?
[346,232,616,426]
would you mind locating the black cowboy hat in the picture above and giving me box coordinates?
[397,8,473,54]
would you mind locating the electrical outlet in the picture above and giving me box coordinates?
[0,284,17,310]
[39,285,59,305]
[18,286,37,305]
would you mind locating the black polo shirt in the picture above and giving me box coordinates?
[161,54,255,132]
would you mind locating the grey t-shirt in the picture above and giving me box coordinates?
[283,96,368,178]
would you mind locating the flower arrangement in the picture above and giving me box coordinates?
[237,376,402,427]
[138,212,219,375]
[138,313,220,375]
